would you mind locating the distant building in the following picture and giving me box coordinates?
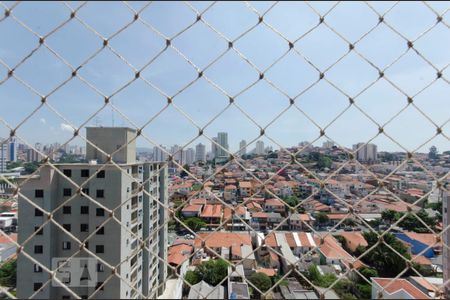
[322,140,334,149]
[353,143,377,162]
[239,140,247,157]
[0,139,7,173]
[8,138,17,162]
[184,148,195,165]
[216,132,229,158]
[443,188,450,298]
[195,143,206,162]
[153,145,168,162]
[211,137,218,159]
[255,141,265,155]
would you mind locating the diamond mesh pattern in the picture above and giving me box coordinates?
[0,1,449,299]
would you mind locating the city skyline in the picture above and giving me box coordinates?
[1,2,449,153]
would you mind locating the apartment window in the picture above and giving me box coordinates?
[63,188,72,197]
[34,226,43,235]
[82,188,89,196]
[34,264,42,273]
[63,169,72,177]
[34,245,43,254]
[84,242,89,249]
[33,282,43,291]
[95,245,104,254]
[97,170,105,178]
[81,169,90,177]
[96,282,104,291]
[35,189,44,198]
[96,189,104,198]
[80,206,89,214]
[96,208,105,216]
[97,263,104,272]
[96,226,104,235]
[62,206,71,214]
[63,224,71,232]
[62,241,71,250]
[34,208,43,216]
[80,224,89,232]
[62,296,70,299]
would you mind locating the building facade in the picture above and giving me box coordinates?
[353,143,377,162]
[195,143,206,162]
[17,127,168,299]
[216,132,229,158]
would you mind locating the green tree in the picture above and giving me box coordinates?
[398,210,435,232]
[180,164,190,178]
[428,146,438,160]
[194,259,229,286]
[317,156,332,170]
[185,270,200,286]
[381,210,399,224]
[248,272,272,295]
[0,259,16,287]
[343,218,356,227]
[283,196,298,207]
[6,161,22,170]
[23,162,40,174]
[184,217,206,231]
[362,232,410,277]
[359,267,378,282]
[315,212,329,225]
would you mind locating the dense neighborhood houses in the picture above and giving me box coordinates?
[164,141,450,299]
[1,135,449,299]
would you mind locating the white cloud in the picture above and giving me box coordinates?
[60,123,74,133]
[39,118,46,124]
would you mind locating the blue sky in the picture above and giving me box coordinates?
[0,1,449,154]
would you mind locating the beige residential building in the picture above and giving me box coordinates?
[17,127,168,299]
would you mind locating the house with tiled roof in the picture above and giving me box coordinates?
[264,198,286,214]
[289,213,314,231]
[336,232,368,252]
[181,204,203,218]
[371,277,430,299]
[199,204,222,228]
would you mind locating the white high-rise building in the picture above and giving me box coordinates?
[239,140,247,157]
[153,145,167,162]
[353,143,377,162]
[216,132,229,158]
[0,139,7,173]
[184,148,195,165]
[322,140,334,149]
[255,141,265,155]
[442,187,450,298]
[211,137,218,159]
[170,145,182,163]
[195,143,206,162]
[17,127,168,299]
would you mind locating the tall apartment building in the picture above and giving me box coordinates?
[17,127,168,299]
[152,145,167,162]
[216,132,229,158]
[442,185,450,298]
[239,140,247,157]
[8,138,17,162]
[184,148,195,165]
[211,137,218,159]
[255,141,265,155]
[195,143,206,162]
[0,139,7,173]
[352,143,377,162]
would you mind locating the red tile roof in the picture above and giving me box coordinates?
[200,204,222,218]
[372,278,429,299]
[194,232,252,249]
